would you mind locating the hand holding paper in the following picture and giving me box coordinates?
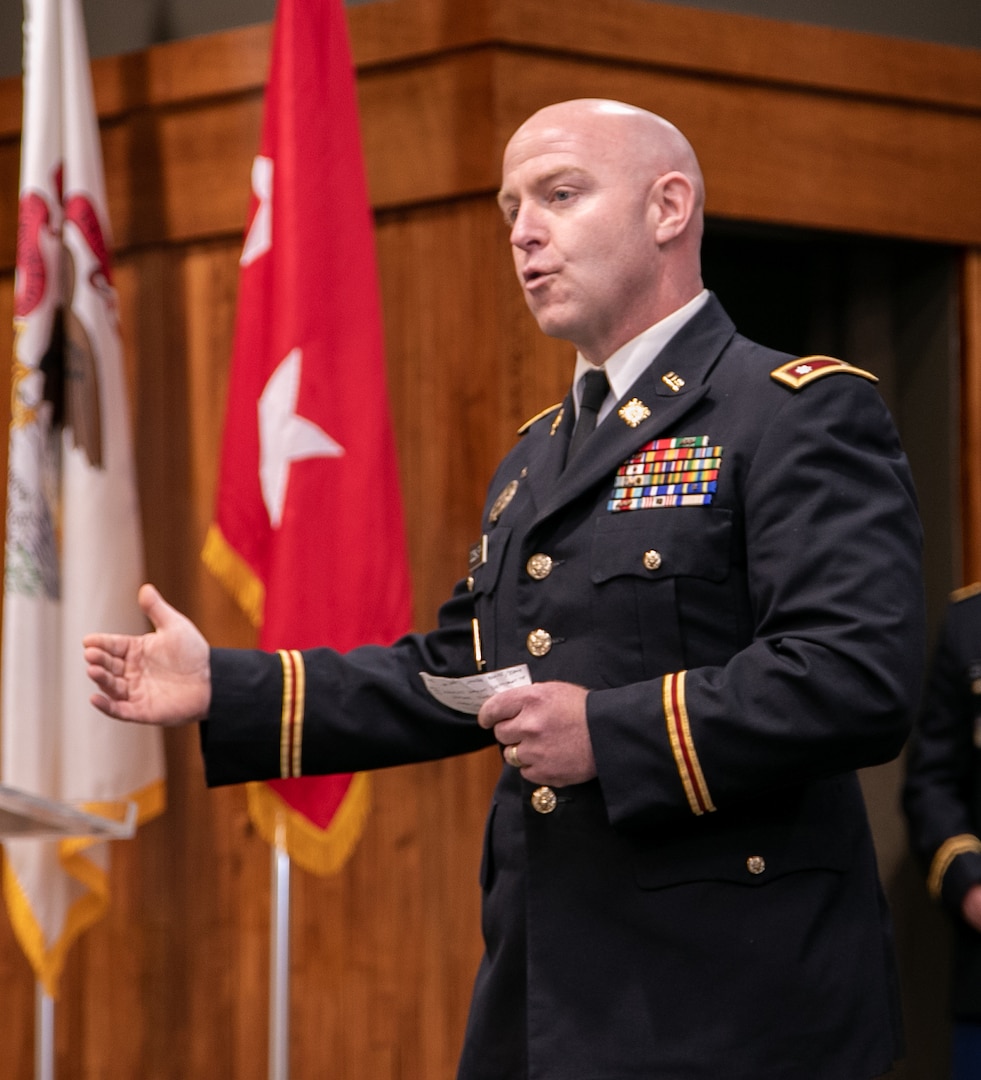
[423,670,598,788]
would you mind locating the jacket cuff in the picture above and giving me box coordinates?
[929,835,981,908]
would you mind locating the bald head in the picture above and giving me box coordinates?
[498,99,705,363]
[506,99,705,223]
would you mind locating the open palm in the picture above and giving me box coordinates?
[83,584,211,726]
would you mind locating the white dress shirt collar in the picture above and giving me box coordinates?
[571,289,710,423]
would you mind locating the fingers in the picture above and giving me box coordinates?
[476,686,526,730]
[138,583,171,629]
[503,742,529,770]
[82,640,126,668]
[85,658,128,699]
[84,639,132,706]
[482,682,596,787]
[89,692,152,725]
[89,692,123,719]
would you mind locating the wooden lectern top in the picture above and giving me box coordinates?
[0,784,136,840]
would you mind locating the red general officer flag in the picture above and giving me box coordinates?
[202,0,412,875]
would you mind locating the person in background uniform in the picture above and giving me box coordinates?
[904,583,981,1080]
[84,99,925,1079]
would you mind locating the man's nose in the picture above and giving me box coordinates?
[509,204,544,249]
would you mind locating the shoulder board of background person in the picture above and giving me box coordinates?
[951,582,981,604]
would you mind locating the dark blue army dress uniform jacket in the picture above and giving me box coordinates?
[904,587,981,1019]
[202,295,926,1080]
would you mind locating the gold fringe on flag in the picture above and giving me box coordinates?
[246,773,372,878]
[2,776,166,998]
[201,523,265,628]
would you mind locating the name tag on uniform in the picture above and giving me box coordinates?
[468,535,488,573]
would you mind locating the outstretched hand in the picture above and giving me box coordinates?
[83,584,212,726]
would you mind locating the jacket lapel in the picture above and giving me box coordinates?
[529,390,576,498]
[528,295,737,525]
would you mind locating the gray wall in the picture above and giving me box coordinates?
[1,0,980,82]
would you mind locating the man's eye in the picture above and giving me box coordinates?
[553,190,572,203]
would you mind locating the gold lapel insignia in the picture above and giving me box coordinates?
[489,479,519,523]
[618,398,651,428]
[662,371,685,393]
[549,408,565,436]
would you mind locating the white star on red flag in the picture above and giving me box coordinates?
[258,347,343,528]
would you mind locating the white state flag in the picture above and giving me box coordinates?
[2,0,165,996]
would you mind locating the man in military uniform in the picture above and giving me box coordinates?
[904,585,981,1079]
[85,99,925,1079]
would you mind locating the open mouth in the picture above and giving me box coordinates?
[523,268,552,287]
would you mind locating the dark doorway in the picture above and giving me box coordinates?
[703,218,962,1080]
[702,219,960,624]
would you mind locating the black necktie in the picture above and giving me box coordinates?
[566,368,610,465]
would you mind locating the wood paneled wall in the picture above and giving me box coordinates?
[0,1,978,1076]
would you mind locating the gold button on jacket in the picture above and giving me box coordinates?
[643,549,662,571]
[526,553,554,580]
[531,787,557,814]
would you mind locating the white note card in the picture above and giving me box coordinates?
[420,664,532,714]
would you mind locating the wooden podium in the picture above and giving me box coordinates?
[0,784,136,840]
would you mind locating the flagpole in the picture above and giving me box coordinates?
[35,983,54,1080]
[269,822,290,1080]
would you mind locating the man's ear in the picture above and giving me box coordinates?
[650,171,696,244]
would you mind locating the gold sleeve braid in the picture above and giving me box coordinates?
[927,833,981,900]
[662,671,716,816]
[277,649,306,779]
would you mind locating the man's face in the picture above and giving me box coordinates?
[498,106,662,365]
